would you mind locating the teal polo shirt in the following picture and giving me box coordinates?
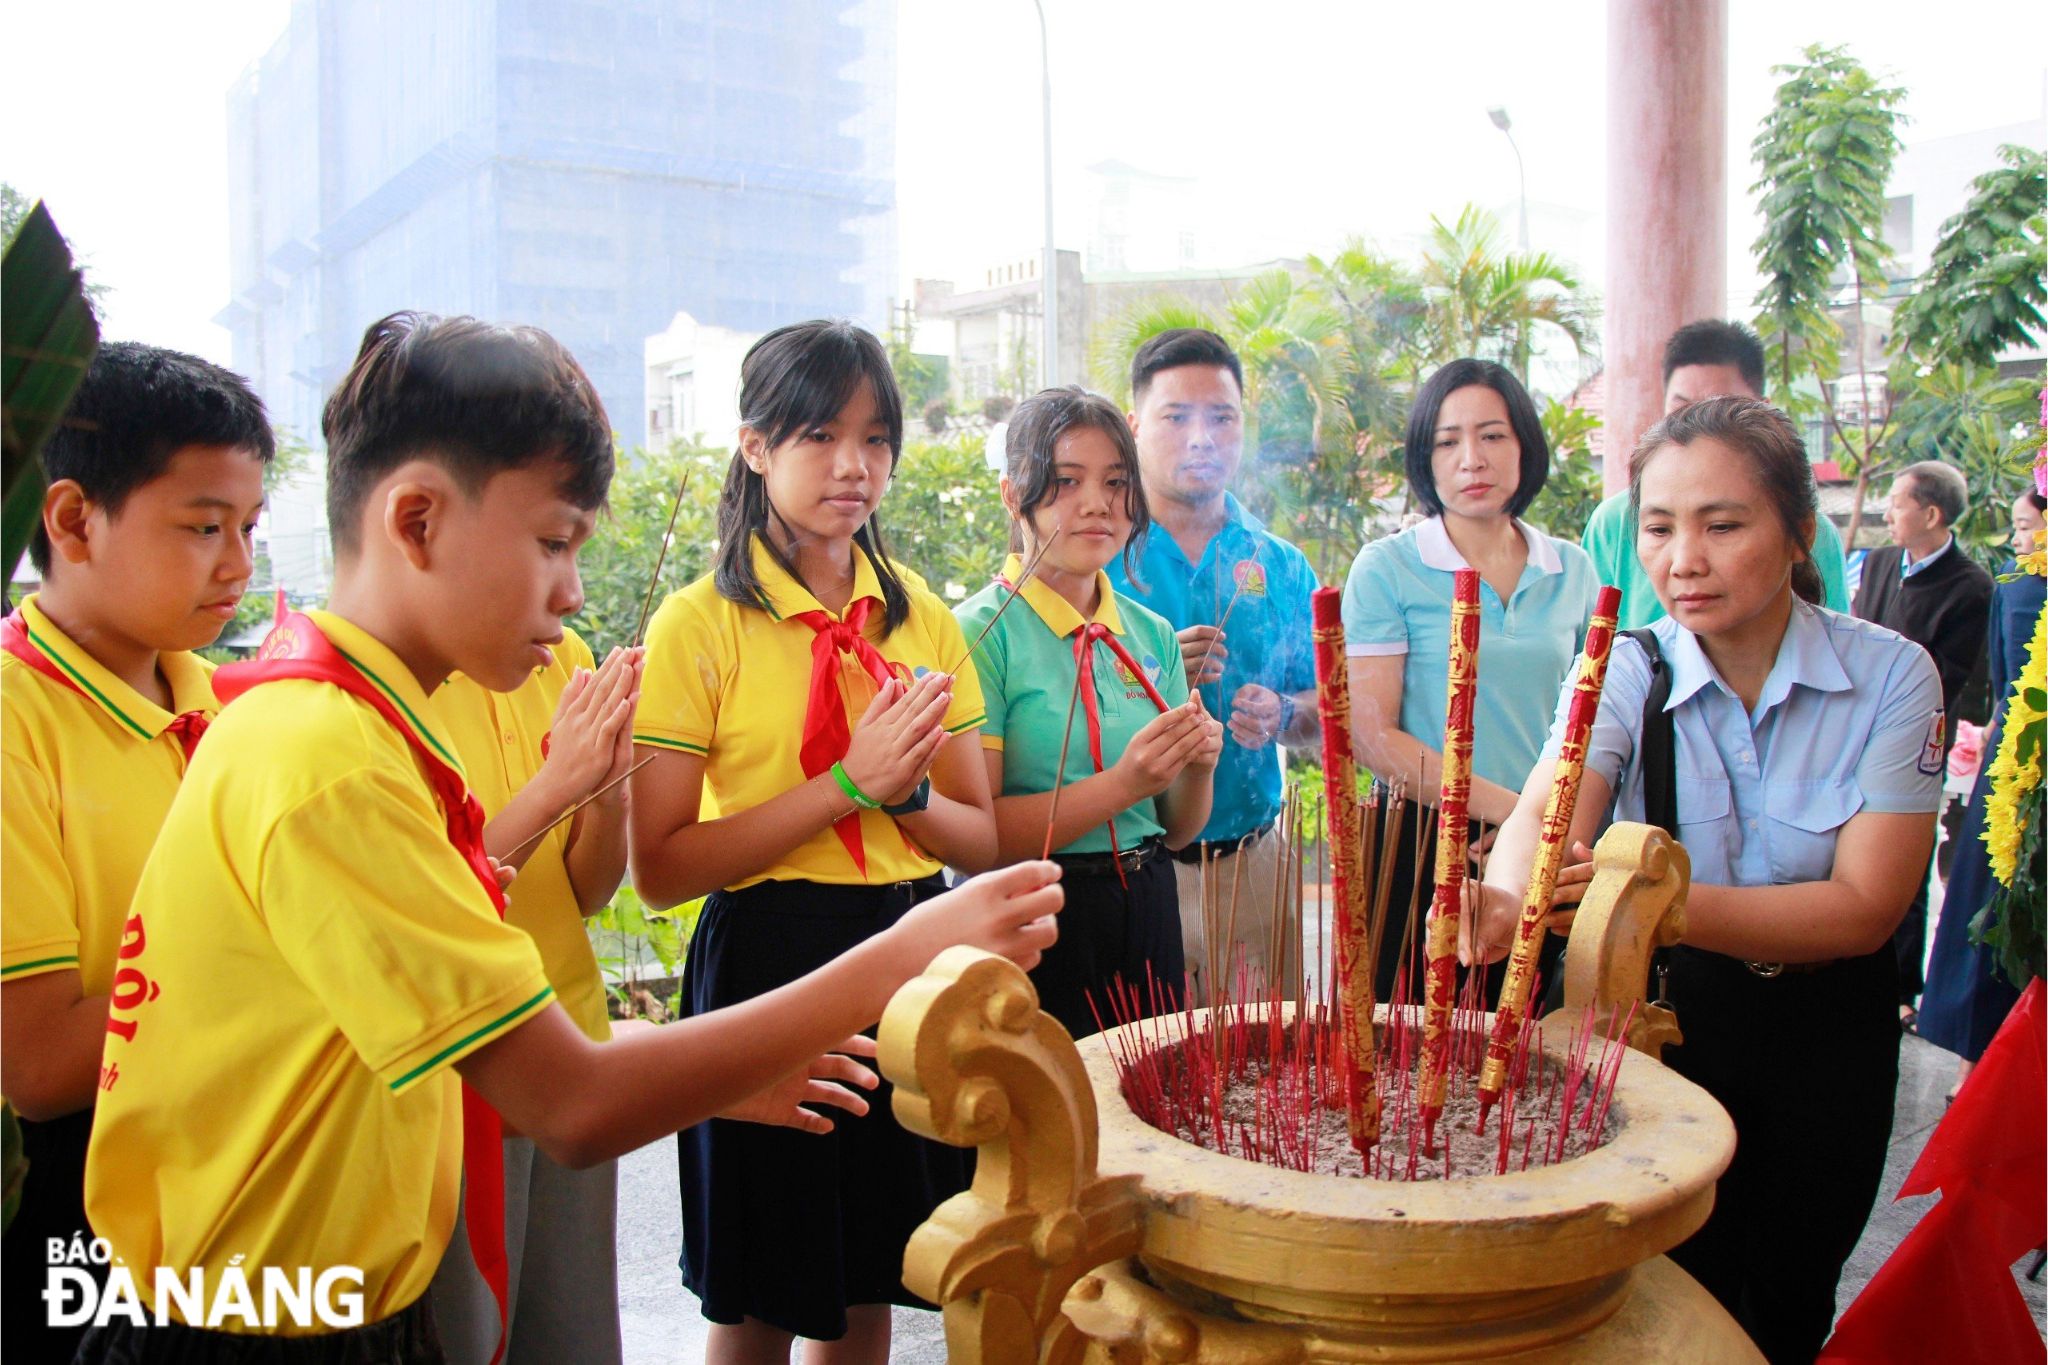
[1341,517,1599,792]
[957,557,1189,855]
[1107,495,1318,842]
[1579,490,1849,630]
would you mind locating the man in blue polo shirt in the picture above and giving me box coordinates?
[1109,328,1320,1003]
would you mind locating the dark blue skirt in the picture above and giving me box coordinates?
[675,876,971,1341]
[1918,754,2024,1062]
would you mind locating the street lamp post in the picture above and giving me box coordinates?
[1033,0,1056,387]
[1487,106,1530,252]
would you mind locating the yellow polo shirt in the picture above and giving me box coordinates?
[433,626,611,1041]
[634,536,985,888]
[2,594,217,997]
[85,610,554,1331]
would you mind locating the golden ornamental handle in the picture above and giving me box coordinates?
[880,946,1145,1365]
[1546,821,1689,1059]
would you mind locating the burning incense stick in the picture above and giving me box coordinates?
[502,754,658,861]
[631,470,692,647]
[1311,586,1379,1151]
[1477,585,1623,1124]
[1189,546,1264,709]
[1416,569,1481,1151]
[946,527,1064,677]
[1040,661,1087,860]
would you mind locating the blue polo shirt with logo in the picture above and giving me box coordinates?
[1108,495,1318,843]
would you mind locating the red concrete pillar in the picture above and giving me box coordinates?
[1604,0,1727,492]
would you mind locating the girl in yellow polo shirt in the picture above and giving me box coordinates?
[956,387,1221,1039]
[630,320,998,1361]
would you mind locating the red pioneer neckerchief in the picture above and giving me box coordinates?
[998,576,1172,882]
[788,596,898,875]
[214,613,515,1365]
[1,609,209,760]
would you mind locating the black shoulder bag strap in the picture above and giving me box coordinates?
[1625,629,1679,835]
[1624,627,1679,1007]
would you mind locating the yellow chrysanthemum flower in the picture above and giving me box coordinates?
[1983,575,2048,887]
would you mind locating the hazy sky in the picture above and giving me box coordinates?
[2,0,2042,366]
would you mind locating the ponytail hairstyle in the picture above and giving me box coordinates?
[713,319,912,633]
[1001,386,1152,581]
[1629,395,1824,605]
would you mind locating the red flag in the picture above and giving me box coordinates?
[1821,978,2046,1362]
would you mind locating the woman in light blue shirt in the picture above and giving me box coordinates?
[1473,398,1942,1364]
[1342,359,1599,1000]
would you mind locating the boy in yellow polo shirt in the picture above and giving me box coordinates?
[428,630,640,1363]
[78,312,1061,1362]
[0,342,272,1362]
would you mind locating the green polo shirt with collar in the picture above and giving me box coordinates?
[957,555,1189,855]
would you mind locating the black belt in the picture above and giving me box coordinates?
[1053,836,1166,878]
[1169,822,1275,865]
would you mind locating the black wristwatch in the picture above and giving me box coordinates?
[882,778,933,817]
[1276,692,1298,736]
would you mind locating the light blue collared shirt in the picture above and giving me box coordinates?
[1109,494,1319,843]
[1900,535,1954,581]
[1343,516,1600,791]
[1546,600,1944,889]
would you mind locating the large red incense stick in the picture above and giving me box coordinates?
[1415,568,1481,1152]
[1477,584,1622,1124]
[1311,586,1378,1151]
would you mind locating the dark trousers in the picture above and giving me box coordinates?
[4,1107,97,1364]
[1035,843,1182,1039]
[72,1294,441,1364]
[1891,850,1935,1008]
[1372,798,1561,1011]
[1662,946,1899,1365]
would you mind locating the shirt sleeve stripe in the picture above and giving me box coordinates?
[1,954,81,977]
[944,713,987,735]
[1346,641,1409,658]
[632,734,709,755]
[386,985,556,1092]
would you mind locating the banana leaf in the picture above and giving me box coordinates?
[3,202,99,594]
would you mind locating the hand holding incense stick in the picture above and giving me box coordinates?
[1415,569,1481,1151]
[1477,585,1623,1124]
[1310,586,1378,1151]
[502,754,658,862]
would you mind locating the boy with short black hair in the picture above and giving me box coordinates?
[2,341,273,1361]
[78,313,1059,1361]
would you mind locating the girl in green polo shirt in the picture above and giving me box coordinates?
[958,386,1222,1037]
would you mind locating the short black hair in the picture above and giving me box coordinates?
[1402,359,1549,518]
[713,319,915,633]
[1001,385,1150,579]
[1129,327,1244,404]
[32,342,274,573]
[1661,319,1766,395]
[322,313,613,555]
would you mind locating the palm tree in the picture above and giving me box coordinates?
[1417,205,1590,382]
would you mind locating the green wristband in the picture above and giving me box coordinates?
[830,761,882,810]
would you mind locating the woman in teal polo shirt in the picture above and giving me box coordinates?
[958,386,1222,1036]
[1341,358,1599,1001]
[1471,397,1942,1362]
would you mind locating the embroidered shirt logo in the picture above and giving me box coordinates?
[1232,559,1268,596]
[1918,709,1946,775]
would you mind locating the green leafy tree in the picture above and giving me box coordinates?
[887,433,1009,601]
[1892,144,2046,367]
[1529,398,1605,543]
[1415,205,1590,382]
[1748,44,1907,547]
[566,443,725,655]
